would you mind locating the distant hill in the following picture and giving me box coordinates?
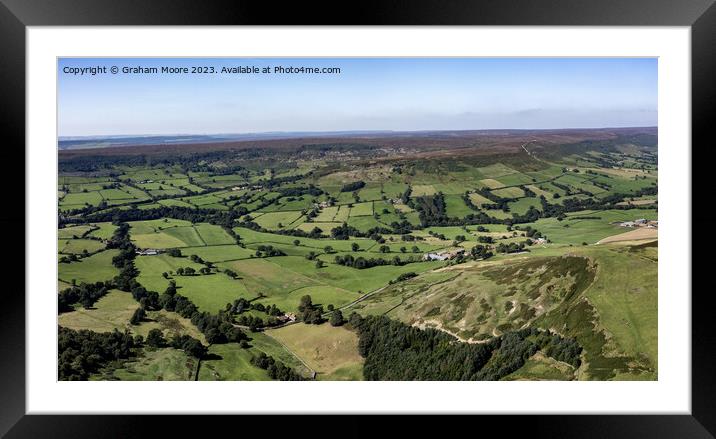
[58,131,397,150]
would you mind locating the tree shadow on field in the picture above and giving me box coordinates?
[202,353,223,361]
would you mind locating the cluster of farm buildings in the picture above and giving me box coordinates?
[231,185,263,191]
[423,249,464,261]
[422,237,547,261]
[618,218,658,228]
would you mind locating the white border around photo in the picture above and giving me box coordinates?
[27,26,690,414]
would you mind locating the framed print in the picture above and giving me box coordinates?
[3,0,715,437]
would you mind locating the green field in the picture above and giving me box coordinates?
[350,202,374,216]
[235,227,375,252]
[314,206,339,222]
[507,197,542,215]
[87,222,118,239]
[520,209,657,245]
[198,344,270,380]
[444,194,474,218]
[216,255,441,312]
[59,238,105,254]
[129,218,193,234]
[130,221,235,248]
[294,221,341,233]
[58,224,96,239]
[162,226,205,246]
[58,249,120,284]
[194,223,235,245]
[135,254,251,312]
[59,290,138,333]
[181,245,255,262]
[59,183,151,211]
[254,211,304,229]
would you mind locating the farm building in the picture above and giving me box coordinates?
[423,249,463,261]
[277,313,297,323]
[136,248,161,256]
[424,253,448,261]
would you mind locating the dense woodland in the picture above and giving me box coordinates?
[352,314,582,381]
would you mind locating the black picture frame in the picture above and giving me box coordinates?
[2,0,714,437]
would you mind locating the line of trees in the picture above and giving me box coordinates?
[277,185,324,197]
[250,352,305,380]
[254,245,286,258]
[58,281,113,312]
[496,242,529,254]
[333,254,417,269]
[388,272,417,284]
[340,181,366,192]
[230,298,286,331]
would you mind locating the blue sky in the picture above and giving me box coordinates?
[58,58,657,137]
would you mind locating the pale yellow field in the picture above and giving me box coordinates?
[294,222,342,233]
[479,178,504,189]
[616,199,657,206]
[266,323,363,380]
[598,227,658,244]
[411,185,437,196]
[525,184,553,198]
[393,203,414,213]
[468,192,492,206]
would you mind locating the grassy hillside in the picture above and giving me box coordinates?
[347,242,657,380]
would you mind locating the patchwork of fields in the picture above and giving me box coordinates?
[58,129,658,382]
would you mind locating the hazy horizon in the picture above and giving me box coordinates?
[58,126,657,141]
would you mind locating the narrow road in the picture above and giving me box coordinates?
[335,284,392,313]
[521,140,546,163]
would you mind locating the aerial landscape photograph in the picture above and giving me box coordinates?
[57,58,657,381]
